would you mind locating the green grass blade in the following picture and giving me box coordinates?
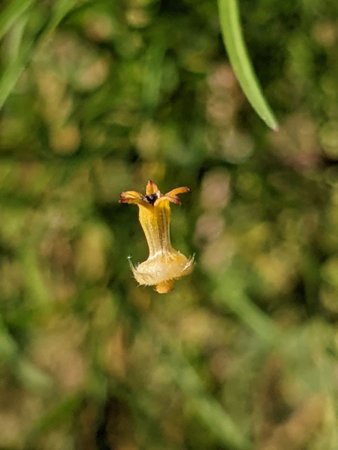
[218,0,278,130]
[0,0,35,40]
[149,319,251,450]
[41,0,77,37]
[0,16,32,109]
[213,269,281,344]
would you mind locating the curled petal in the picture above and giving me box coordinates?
[119,191,147,205]
[166,186,191,197]
[164,186,190,205]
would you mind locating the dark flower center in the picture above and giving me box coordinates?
[144,193,159,205]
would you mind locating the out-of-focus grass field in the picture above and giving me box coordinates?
[1,0,338,449]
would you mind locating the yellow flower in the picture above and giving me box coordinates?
[119,180,194,293]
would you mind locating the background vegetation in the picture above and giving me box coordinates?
[1,0,338,449]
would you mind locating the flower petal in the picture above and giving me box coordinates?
[154,196,176,206]
[146,180,159,195]
[119,191,147,205]
[166,186,191,197]
[163,186,190,205]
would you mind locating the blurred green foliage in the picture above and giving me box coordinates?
[1,0,338,449]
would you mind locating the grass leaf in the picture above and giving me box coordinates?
[218,0,278,130]
[0,0,35,40]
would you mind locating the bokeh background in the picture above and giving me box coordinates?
[1,0,338,449]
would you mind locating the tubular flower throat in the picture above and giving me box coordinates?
[119,180,194,294]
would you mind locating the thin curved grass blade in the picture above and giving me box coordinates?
[0,16,31,110]
[0,0,35,40]
[218,0,278,130]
